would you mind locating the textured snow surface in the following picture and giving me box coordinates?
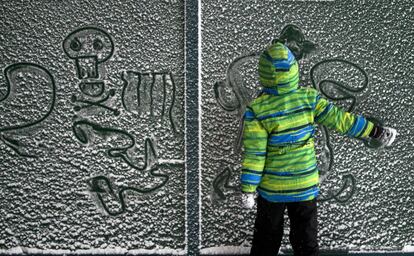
[0,0,185,252]
[201,0,413,252]
[1,0,413,254]
[0,247,186,255]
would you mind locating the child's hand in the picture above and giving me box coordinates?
[373,126,398,147]
[241,192,256,209]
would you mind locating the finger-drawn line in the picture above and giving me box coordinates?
[87,170,169,216]
[318,126,335,184]
[211,167,239,202]
[71,89,120,116]
[88,158,184,216]
[0,63,56,132]
[169,71,178,134]
[311,58,370,203]
[213,25,373,204]
[122,71,141,110]
[73,119,184,215]
[121,71,130,110]
[139,72,149,109]
[149,73,156,115]
[121,71,178,133]
[0,63,56,157]
[162,73,167,118]
[79,80,105,97]
[72,119,156,170]
[274,24,318,61]
[310,58,368,112]
[0,134,37,158]
[213,24,317,115]
[63,26,114,79]
[214,52,260,113]
[0,79,11,104]
[318,174,356,203]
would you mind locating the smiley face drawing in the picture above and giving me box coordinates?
[63,26,114,97]
[63,27,119,115]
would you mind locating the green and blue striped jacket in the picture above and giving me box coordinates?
[241,43,374,202]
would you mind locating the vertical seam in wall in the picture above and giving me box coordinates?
[185,0,200,255]
[184,0,189,253]
[198,0,203,251]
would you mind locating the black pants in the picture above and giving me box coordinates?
[250,195,319,256]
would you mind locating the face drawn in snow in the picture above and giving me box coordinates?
[274,24,318,61]
[63,27,114,97]
[63,27,119,116]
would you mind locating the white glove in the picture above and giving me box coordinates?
[241,193,256,209]
[376,126,398,147]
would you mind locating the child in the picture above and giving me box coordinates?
[240,42,396,256]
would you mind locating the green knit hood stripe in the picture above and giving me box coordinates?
[258,42,299,94]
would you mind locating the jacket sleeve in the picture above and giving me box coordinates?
[314,95,374,138]
[240,106,268,193]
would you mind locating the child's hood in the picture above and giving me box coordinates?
[258,42,299,95]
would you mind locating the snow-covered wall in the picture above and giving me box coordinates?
[0,0,413,255]
[0,0,186,253]
[201,0,413,253]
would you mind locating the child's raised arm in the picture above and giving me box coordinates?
[314,95,397,146]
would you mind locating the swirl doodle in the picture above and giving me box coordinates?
[310,58,371,202]
[213,52,260,114]
[214,25,318,153]
[310,58,368,112]
[214,52,261,152]
[0,63,56,157]
[212,24,374,203]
